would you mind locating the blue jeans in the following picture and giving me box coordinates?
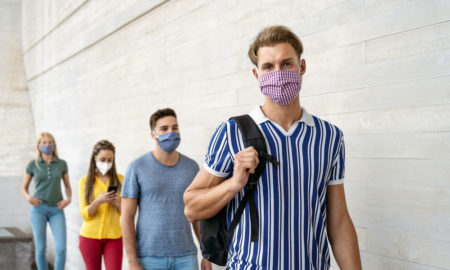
[139,254,198,270]
[30,204,66,270]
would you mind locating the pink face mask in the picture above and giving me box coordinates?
[259,70,302,106]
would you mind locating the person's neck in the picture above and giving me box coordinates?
[95,170,109,183]
[261,97,303,132]
[41,154,53,164]
[152,147,179,166]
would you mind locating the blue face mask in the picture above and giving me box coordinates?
[155,132,180,153]
[40,144,55,155]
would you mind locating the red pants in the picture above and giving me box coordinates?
[79,236,123,270]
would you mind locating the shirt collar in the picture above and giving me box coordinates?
[249,106,315,127]
[38,156,59,163]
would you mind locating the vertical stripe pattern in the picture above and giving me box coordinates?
[204,108,345,270]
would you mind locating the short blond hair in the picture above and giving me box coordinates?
[248,25,303,66]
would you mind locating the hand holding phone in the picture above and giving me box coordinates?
[107,185,118,193]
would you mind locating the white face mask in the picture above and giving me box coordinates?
[96,161,113,175]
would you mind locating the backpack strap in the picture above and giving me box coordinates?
[231,115,278,169]
[227,114,278,242]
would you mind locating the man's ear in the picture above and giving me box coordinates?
[252,67,259,81]
[300,59,306,76]
[150,131,156,141]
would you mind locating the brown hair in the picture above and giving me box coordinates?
[248,25,304,66]
[84,140,120,204]
[35,132,59,169]
[149,108,177,131]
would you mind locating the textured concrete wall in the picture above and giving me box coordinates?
[20,0,450,269]
[0,0,35,234]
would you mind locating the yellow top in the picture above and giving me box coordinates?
[79,174,124,239]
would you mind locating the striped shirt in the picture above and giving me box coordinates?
[204,106,345,270]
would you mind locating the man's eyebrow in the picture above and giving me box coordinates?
[260,57,295,66]
[281,57,295,62]
[260,61,273,67]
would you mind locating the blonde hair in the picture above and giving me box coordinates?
[35,132,59,169]
[248,25,304,66]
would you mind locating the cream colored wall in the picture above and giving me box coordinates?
[19,0,450,269]
[0,0,35,232]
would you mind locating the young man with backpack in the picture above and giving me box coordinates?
[183,26,362,269]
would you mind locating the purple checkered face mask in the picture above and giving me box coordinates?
[259,70,302,106]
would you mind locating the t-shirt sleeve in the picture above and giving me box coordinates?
[62,160,68,175]
[203,121,234,178]
[192,161,200,174]
[79,177,94,221]
[26,161,34,176]
[121,163,140,198]
[328,132,345,185]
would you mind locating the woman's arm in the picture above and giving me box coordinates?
[79,178,115,218]
[110,194,121,214]
[87,195,112,217]
[110,177,123,213]
[56,173,72,210]
[21,174,41,206]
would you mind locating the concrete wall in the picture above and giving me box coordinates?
[0,0,35,233]
[18,0,450,269]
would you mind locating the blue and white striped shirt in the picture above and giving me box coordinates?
[204,106,345,270]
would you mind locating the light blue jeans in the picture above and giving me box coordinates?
[139,254,199,270]
[30,203,66,270]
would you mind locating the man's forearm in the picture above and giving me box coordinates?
[122,217,139,264]
[329,217,362,270]
[184,177,239,222]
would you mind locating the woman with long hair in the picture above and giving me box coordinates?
[21,132,72,270]
[78,140,123,270]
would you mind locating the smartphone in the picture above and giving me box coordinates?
[107,185,118,193]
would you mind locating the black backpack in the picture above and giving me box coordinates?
[200,114,278,266]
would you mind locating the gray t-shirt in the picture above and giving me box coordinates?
[121,152,199,257]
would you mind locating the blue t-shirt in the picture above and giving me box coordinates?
[121,152,199,257]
